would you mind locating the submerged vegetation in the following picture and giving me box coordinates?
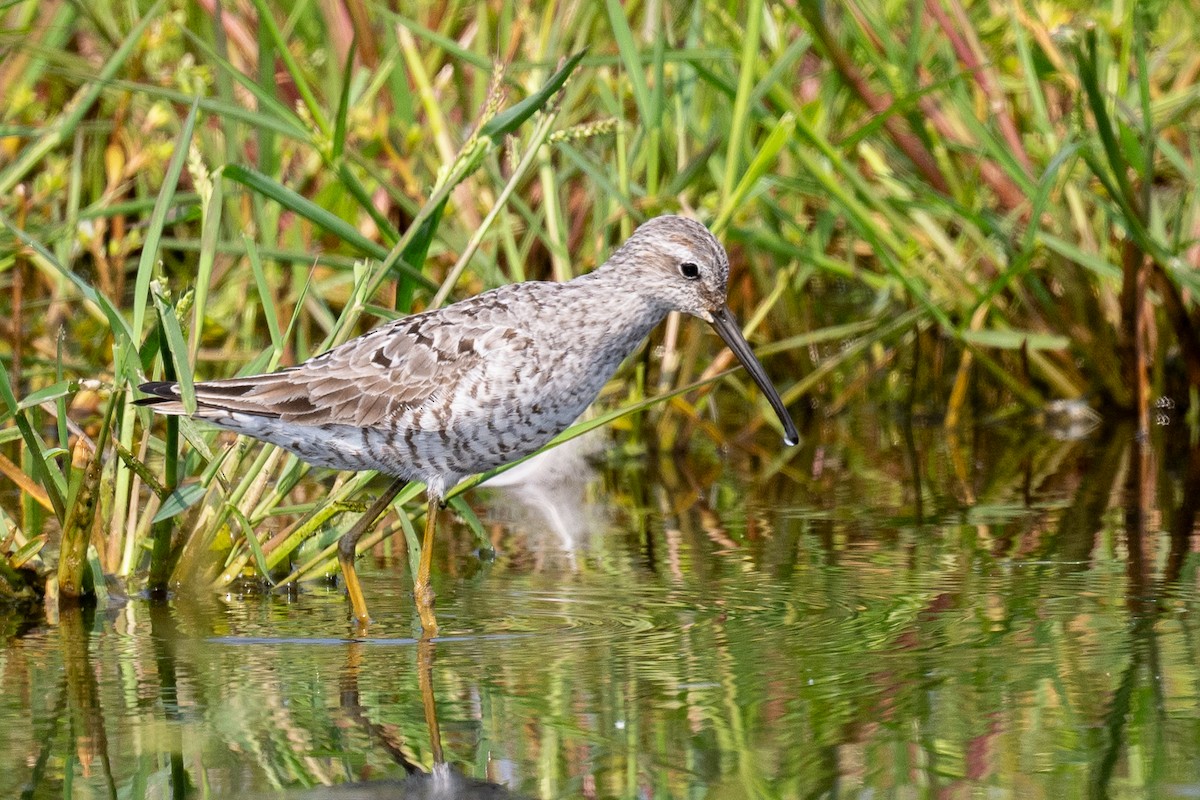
[0,1,1198,603]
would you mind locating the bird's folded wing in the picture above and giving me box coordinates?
[138,314,522,428]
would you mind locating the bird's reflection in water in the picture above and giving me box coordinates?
[476,429,607,566]
[290,433,603,799]
[293,640,531,800]
[294,767,522,800]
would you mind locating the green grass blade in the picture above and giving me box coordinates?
[386,12,493,71]
[131,98,200,358]
[480,50,587,143]
[152,484,207,524]
[175,28,309,139]
[13,380,81,413]
[108,77,307,139]
[150,282,195,413]
[721,0,764,200]
[603,0,652,122]
[245,236,282,355]
[1037,233,1121,281]
[0,366,66,520]
[190,172,224,363]
[394,197,446,311]
[333,38,356,161]
[222,164,389,259]
[713,112,795,234]
[229,504,275,586]
[448,496,488,550]
[960,330,1071,351]
[249,0,328,136]
[334,161,401,246]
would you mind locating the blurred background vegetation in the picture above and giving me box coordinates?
[0,0,1198,601]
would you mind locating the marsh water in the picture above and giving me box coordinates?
[3,405,1200,799]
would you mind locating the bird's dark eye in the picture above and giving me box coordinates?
[679,261,701,280]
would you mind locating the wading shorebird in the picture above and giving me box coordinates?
[138,215,798,635]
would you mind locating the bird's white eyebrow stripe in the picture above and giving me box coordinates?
[664,243,702,265]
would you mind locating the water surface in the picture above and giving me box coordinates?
[2,410,1198,798]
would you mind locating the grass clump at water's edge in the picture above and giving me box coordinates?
[0,1,1198,600]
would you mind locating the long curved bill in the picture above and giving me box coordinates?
[709,305,799,446]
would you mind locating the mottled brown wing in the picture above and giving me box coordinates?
[153,299,523,427]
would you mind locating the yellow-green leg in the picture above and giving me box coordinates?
[337,476,406,625]
[414,495,440,637]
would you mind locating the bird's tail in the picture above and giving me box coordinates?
[134,379,280,418]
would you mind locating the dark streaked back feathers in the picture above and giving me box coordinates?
[134,283,545,428]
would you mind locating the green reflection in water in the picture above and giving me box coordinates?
[2,418,1200,798]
